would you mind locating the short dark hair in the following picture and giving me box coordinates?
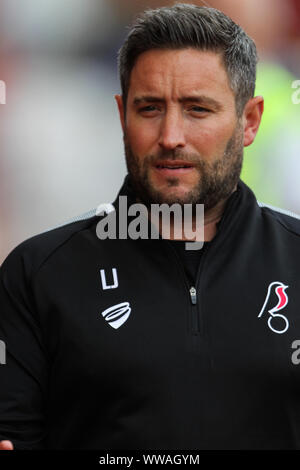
[117,3,258,116]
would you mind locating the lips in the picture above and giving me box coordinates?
[153,161,195,178]
[156,165,192,169]
[155,160,194,170]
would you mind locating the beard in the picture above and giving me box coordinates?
[123,122,244,212]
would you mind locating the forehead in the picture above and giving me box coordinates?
[127,48,235,102]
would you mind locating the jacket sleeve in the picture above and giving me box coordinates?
[0,246,49,449]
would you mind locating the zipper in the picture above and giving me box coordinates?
[193,245,210,334]
[189,286,199,333]
[165,240,210,335]
[190,286,197,305]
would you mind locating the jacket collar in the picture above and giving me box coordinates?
[112,174,259,243]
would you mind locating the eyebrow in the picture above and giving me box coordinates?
[133,95,223,110]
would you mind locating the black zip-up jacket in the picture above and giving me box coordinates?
[1,176,300,450]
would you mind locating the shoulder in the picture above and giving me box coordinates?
[258,201,300,238]
[0,208,100,279]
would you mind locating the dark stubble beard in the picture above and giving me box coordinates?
[124,121,244,211]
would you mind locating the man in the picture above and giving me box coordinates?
[0,3,299,450]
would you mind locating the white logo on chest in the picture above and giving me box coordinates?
[101,302,131,329]
[99,268,131,328]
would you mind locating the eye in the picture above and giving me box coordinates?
[189,106,210,113]
[138,105,161,117]
[139,105,158,112]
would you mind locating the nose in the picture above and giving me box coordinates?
[158,108,186,150]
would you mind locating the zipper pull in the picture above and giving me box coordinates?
[190,286,197,305]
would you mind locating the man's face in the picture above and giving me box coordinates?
[116,48,245,210]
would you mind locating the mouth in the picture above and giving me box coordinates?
[154,160,195,175]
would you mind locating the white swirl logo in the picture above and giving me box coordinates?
[101,302,131,329]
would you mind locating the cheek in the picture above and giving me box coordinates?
[190,121,235,157]
[189,127,218,156]
[126,121,159,155]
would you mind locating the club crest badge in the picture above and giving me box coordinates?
[258,281,289,334]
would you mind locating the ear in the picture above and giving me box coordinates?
[115,94,126,134]
[242,96,264,147]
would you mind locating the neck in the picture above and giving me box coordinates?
[202,197,230,241]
